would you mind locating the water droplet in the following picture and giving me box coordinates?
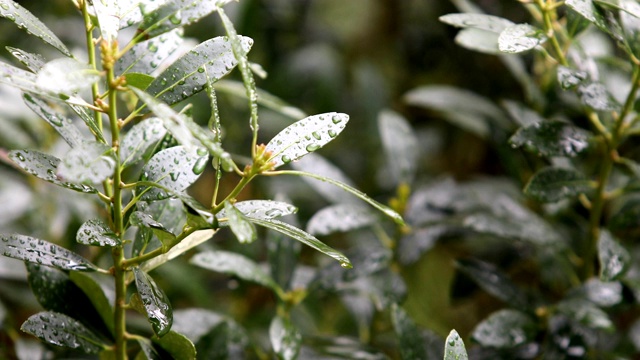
[169,172,180,181]
[197,67,205,73]
[150,60,158,68]
[0,4,9,10]
[160,78,167,86]
[311,131,321,140]
[340,262,351,268]
[5,14,14,21]
[281,155,291,164]
[332,114,343,124]
[196,147,207,156]
[192,157,207,175]
[169,13,181,25]
[328,129,337,138]
[15,152,25,161]
[305,144,320,152]
[147,42,159,52]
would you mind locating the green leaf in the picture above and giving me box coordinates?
[509,121,591,157]
[213,80,307,120]
[152,330,197,360]
[471,309,536,348]
[0,60,49,96]
[92,0,120,43]
[269,316,301,360]
[68,103,107,144]
[133,267,173,337]
[36,58,101,94]
[21,311,106,353]
[502,100,545,127]
[457,259,530,311]
[0,234,98,271]
[218,200,298,221]
[391,304,428,360]
[566,0,610,33]
[290,153,358,204]
[439,13,514,32]
[248,217,352,268]
[0,0,71,56]
[9,149,98,193]
[610,198,640,232]
[135,338,160,360]
[444,329,468,360]
[130,211,176,244]
[571,278,622,307]
[498,24,546,53]
[6,46,46,72]
[306,203,377,236]
[598,229,630,281]
[23,93,86,148]
[116,28,183,75]
[57,141,116,186]
[265,112,349,168]
[137,145,206,201]
[141,229,216,273]
[524,167,592,202]
[146,36,253,106]
[378,109,419,185]
[190,250,283,295]
[68,271,115,335]
[223,201,257,244]
[557,66,589,90]
[454,27,502,54]
[461,211,562,246]
[77,219,120,247]
[578,83,619,110]
[620,0,640,57]
[121,117,168,167]
[556,298,613,330]
[124,72,155,90]
[138,0,228,39]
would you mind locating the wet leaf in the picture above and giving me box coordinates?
[499,24,546,53]
[472,309,536,348]
[378,109,419,185]
[124,72,155,90]
[247,217,352,268]
[223,201,257,244]
[557,66,589,90]
[136,338,160,360]
[0,0,70,56]
[219,200,298,221]
[57,141,116,185]
[571,278,622,307]
[524,167,592,202]
[21,311,106,353]
[566,0,610,33]
[268,225,301,291]
[391,304,428,360]
[146,36,253,106]
[556,298,613,330]
[460,211,562,246]
[578,82,619,110]
[36,58,100,94]
[69,271,115,334]
[67,103,107,143]
[0,234,98,271]
[92,0,120,43]
[457,259,531,310]
[306,203,377,236]
[9,149,97,193]
[191,250,282,295]
[23,93,86,148]
[509,121,591,157]
[439,13,514,32]
[0,60,51,97]
[130,211,176,244]
[290,153,358,204]
[6,46,46,72]
[454,27,502,54]
[620,0,640,57]
[121,117,168,167]
[141,229,215,273]
[152,330,196,360]
[77,219,120,247]
[610,198,640,232]
[138,0,231,39]
[269,316,301,360]
[116,28,183,75]
[444,329,468,360]
[137,145,206,201]
[265,112,349,168]
[133,267,173,337]
[598,229,630,281]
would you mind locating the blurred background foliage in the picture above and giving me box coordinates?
[0,0,568,358]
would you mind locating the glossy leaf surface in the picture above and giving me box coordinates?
[138,0,229,39]
[290,153,358,204]
[116,29,183,76]
[7,47,45,72]
[120,117,167,167]
[391,304,428,360]
[578,83,618,110]
[130,211,176,244]
[69,271,115,334]
[457,259,530,310]
[0,234,98,271]
[21,312,105,353]
[444,329,468,360]
[152,330,197,360]
[598,229,630,281]
[77,219,120,247]
[557,298,613,330]
[23,93,86,148]
[223,201,257,244]
[138,145,206,200]
[306,203,377,236]
[498,24,546,53]
[265,112,349,168]
[378,109,419,185]
[524,167,591,202]
[269,316,301,360]
[471,309,536,348]
[57,141,115,185]
[134,267,173,337]
[0,0,70,56]
[36,58,100,94]
[224,200,298,221]
[510,121,590,157]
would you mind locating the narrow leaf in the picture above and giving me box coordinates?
[137,145,206,201]
[9,149,98,193]
[439,13,514,32]
[454,27,502,54]
[248,217,352,268]
[92,0,120,43]
[290,153,358,204]
[0,0,71,56]
[269,316,301,360]
[444,329,468,360]
[115,28,183,75]
[120,117,168,167]
[378,109,419,185]
[471,309,536,348]
[498,24,547,53]
[391,304,428,360]
[130,211,176,244]
[566,0,610,32]
[557,66,588,90]
[146,36,253,106]
[21,312,106,353]
[57,141,116,185]
[68,104,107,144]
[69,271,115,335]
[578,82,619,110]
[23,93,86,148]
[0,234,98,271]
[598,229,630,281]
[6,46,45,72]
[190,250,282,294]
[509,121,591,157]
[306,203,377,236]
[141,229,215,273]
[556,298,613,330]
[265,112,349,168]
[218,200,298,221]
[137,0,228,39]
[152,330,197,360]
[36,58,100,94]
[524,167,592,202]
[223,201,257,244]
[133,267,173,337]
[124,72,154,89]
[213,80,307,120]
[77,219,120,247]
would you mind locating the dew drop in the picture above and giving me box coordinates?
[0,4,9,10]
[197,67,205,73]
[169,172,180,181]
[147,42,159,52]
[169,13,181,25]
[15,152,25,161]
[340,262,351,268]
[281,155,291,164]
[311,131,321,140]
[160,78,167,86]
[305,144,320,152]
[332,115,343,124]
[192,157,207,175]
[328,129,337,138]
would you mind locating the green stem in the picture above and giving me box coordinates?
[81,1,103,133]
[211,175,254,213]
[122,227,196,268]
[584,146,612,280]
[537,0,568,67]
[614,64,640,143]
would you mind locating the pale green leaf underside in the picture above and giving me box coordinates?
[115,28,183,76]
[120,117,167,167]
[266,112,349,168]
[134,267,173,337]
[141,229,215,273]
[269,316,301,360]
[290,153,358,204]
[0,234,98,271]
[439,13,514,32]
[138,0,229,39]
[77,219,120,247]
[378,109,419,185]
[217,200,298,221]
[21,311,106,353]
[498,24,546,53]
[306,203,377,236]
[598,229,630,281]
[444,329,468,360]
[36,58,101,94]
[7,46,45,72]
[23,93,86,148]
[0,0,71,56]
[57,141,115,186]
[471,309,535,348]
[223,201,257,244]
[92,0,120,43]
[213,80,307,120]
